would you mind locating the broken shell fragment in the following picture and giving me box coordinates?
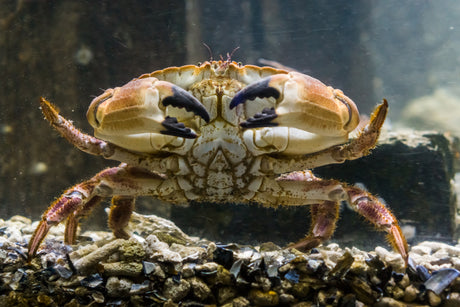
[423,268,460,295]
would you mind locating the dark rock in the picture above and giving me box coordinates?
[80,273,103,289]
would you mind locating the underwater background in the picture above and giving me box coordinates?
[1,0,459,251]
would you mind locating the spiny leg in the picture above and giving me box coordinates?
[331,99,388,162]
[28,165,163,261]
[108,196,135,239]
[65,196,134,242]
[40,97,112,157]
[273,170,409,265]
[346,186,408,264]
[64,196,103,244]
[29,190,90,259]
[289,201,340,251]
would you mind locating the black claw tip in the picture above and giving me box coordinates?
[161,116,197,139]
[240,107,278,128]
[163,86,210,122]
[229,77,280,109]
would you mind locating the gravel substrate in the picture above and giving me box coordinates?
[1,213,460,306]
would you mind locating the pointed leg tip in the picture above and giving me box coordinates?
[39,97,60,124]
[27,220,51,262]
[288,237,322,253]
[388,224,409,266]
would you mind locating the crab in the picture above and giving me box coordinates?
[28,60,409,265]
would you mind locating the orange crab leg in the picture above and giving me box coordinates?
[289,201,340,251]
[40,97,113,156]
[28,191,86,260]
[27,166,164,261]
[108,196,136,239]
[64,196,103,245]
[276,170,409,266]
[347,186,409,265]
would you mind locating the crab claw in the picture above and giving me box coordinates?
[87,77,209,140]
[230,72,360,137]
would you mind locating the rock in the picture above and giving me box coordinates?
[374,297,408,307]
[224,296,250,307]
[188,277,211,301]
[101,262,143,277]
[162,277,190,302]
[248,289,279,306]
[72,239,126,274]
[399,88,460,137]
[403,285,418,303]
[218,286,238,305]
[119,239,146,261]
[427,290,442,307]
[443,292,460,307]
[129,212,193,245]
[106,276,132,297]
[144,235,182,262]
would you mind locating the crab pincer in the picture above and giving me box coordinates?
[230,72,360,136]
[87,78,209,139]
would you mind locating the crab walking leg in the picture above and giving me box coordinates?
[346,186,409,265]
[267,100,388,173]
[40,97,113,157]
[28,165,164,261]
[331,99,388,162]
[63,196,134,244]
[289,201,340,251]
[64,196,103,244]
[108,196,136,239]
[274,170,409,265]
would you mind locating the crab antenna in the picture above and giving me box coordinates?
[228,46,240,61]
[202,43,213,62]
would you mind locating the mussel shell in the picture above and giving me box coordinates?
[423,268,460,295]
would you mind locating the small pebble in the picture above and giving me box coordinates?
[443,292,460,307]
[106,276,132,297]
[403,284,418,302]
[374,297,407,307]
[188,277,211,301]
[92,291,105,303]
[101,261,142,277]
[162,277,190,302]
[248,289,279,306]
[218,286,238,305]
[427,290,442,307]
